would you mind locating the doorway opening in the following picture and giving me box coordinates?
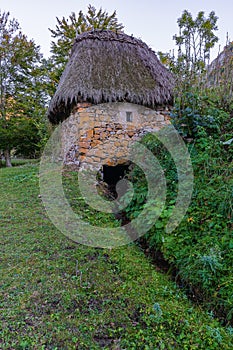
[102,163,131,198]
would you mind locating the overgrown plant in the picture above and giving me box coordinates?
[170,92,229,138]
[0,11,49,165]
[123,117,232,323]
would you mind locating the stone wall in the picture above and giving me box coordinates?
[61,102,170,170]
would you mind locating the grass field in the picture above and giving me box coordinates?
[1,164,232,349]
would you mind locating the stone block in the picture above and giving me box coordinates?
[91,140,102,147]
[117,133,124,139]
[122,140,129,147]
[99,115,108,121]
[116,150,127,158]
[94,149,106,158]
[91,157,101,163]
[156,114,165,122]
[94,127,102,134]
[117,158,128,165]
[83,129,93,139]
[105,158,115,166]
[79,113,91,121]
[79,148,88,155]
[127,131,134,137]
[79,141,90,149]
[79,136,88,142]
[79,155,86,162]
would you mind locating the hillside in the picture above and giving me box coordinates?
[1,163,232,349]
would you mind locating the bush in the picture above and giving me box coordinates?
[123,106,232,324]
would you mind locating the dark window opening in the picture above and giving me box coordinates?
[126,111,133,122]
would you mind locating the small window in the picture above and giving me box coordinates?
[126,111,133,122]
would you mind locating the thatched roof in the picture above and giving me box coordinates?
[48,30,174,123]
[208,42,233,86]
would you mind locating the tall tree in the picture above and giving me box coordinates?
[0,11,48,166]
[158,10,219,138]
[158,10,218,90]
[174,10,218,80]
[48,4,124,93]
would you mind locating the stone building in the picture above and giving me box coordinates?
[47,30,174,177]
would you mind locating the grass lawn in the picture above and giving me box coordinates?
[0,164,232,349]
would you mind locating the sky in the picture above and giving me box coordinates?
[1,0,233,61]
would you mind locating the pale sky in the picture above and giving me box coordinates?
[1,0,233,60]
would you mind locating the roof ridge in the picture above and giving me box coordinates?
[74,30,150,50]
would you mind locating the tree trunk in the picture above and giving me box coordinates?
[4,149,12,167]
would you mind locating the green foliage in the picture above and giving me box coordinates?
[0,11,50,164]
[123,108,232,324]
[0,158,39,167]
[0,116,39,158]
[158,10,219,100]
[0,11,42,111]
[171,92,229,138]
[174,10,218,67]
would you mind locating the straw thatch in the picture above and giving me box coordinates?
[208,42,233,87]
[48,30,174,123]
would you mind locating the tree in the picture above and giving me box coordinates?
[158,11,220,139]
[0,11,48,166]
[158,10,218,91]
[175,10,218,84]
[48,4,124,93]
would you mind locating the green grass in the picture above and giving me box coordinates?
[0,158,40,167]
[0,164,232,349]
